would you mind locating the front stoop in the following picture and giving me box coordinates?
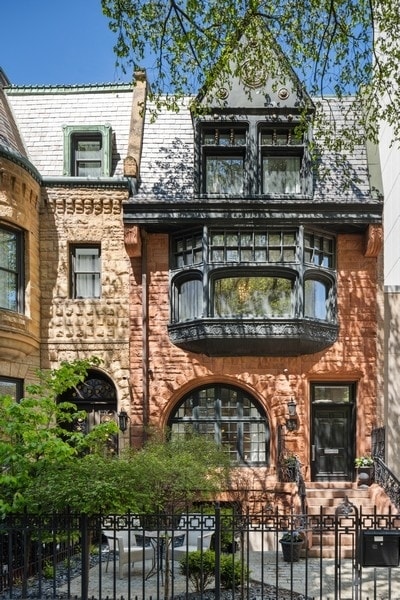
[304,481,397,558]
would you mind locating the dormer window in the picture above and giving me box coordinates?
[202,126,247,194]
[198,120,311,197]
[63,124,112,177]
[72,133,103,176]
[260,127,304,195]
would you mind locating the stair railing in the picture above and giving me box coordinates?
[374,456,400,510]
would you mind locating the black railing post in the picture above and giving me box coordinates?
[214,503,221,600]
[80,513,89,600]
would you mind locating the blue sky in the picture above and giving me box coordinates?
[0,0,131,86]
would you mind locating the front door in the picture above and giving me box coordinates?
[311,384,356,481]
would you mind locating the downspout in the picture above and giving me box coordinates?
[141,230,149,441]
[123,71,149,444]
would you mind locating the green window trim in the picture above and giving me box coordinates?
[63,124,112,177]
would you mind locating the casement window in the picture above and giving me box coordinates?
[260,127,304,194]
[202,127,247,194]
[0,377,23,402]
[168,384,269,465]
[63,125,112,177]
[0,224,24,313]
[70,245,101,299]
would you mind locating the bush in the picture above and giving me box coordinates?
[179,550,249,592]
[220,553,249,588]
[179,550,215,592]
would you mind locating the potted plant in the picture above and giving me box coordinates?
[355,455,374,485]
[279,452,299,482]
[279,530,304,562]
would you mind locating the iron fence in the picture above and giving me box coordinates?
[1,502,400,600]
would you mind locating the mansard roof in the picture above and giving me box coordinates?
[5,82,135,180]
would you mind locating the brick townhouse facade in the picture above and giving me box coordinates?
[0,30,384,504]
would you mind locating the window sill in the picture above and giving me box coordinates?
[168,318,338,356]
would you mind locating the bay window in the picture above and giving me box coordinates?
[169,226,337,355]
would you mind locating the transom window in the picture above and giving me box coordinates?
[168,384,269,465]
[70,244,101,299]
[304,232,334,267]
[63,124,112,177]
[209,230,297,263]
[0,224,24,313]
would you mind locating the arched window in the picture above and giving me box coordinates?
[168,384,269,465]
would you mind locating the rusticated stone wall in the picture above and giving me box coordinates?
[0,158,41,383]
[39,186,132,411]
[129,230,381,482]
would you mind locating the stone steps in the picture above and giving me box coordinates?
[303,482,395,558]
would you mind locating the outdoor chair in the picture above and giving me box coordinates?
[103,530,154,579]
[168,514,215,562]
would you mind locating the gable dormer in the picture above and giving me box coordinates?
[193,25,315,200]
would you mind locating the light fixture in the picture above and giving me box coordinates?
[118,409,129,433]
[286,398,298,431]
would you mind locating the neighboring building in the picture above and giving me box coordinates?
[0,30,383,504]
[377,90,400,477]
[0,70,146,449]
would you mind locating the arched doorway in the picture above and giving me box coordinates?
[168,383,270,465]
[58,369,118,452]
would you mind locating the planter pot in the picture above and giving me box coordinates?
[355,466,374,486]
[280,540,303,562]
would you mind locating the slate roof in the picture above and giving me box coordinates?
[0,78,28,163]
[5,83,135,179]
[136,96,375,204]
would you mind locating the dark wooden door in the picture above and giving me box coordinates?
[311,403,354,481]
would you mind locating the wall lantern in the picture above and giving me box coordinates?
[286,398,298,431]
[118,409,129,433]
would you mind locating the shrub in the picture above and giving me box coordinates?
[179,550,249,592]
[179,550,215,592]
[220,553,249,588]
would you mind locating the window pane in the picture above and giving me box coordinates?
[314,385,350,403]
[0,227,20,311]
[76,161,102,177]
[0,378,22,401]
[72,134,103,177]
[175,279,202,322]
[205,156,243,194]
[305,279,328,320]
[263,156,301,193]
[214,276,293,317]
[72,246,101,299]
